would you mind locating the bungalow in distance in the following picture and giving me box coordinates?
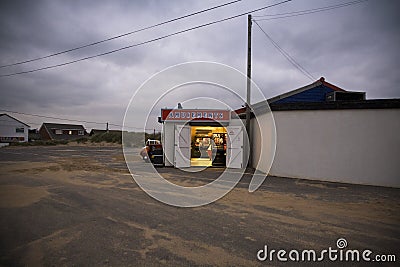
[39,123,87,141]
[0,113,29,143]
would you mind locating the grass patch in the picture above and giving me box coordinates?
[76,137,89,144]
[8,131,161,148]
[10,140,69,146]
[91,132,122,144]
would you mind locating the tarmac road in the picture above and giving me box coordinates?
[0,145,399,266]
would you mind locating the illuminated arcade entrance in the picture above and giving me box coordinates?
[190,126,227,167]
[161,108,244,169]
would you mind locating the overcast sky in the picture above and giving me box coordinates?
[0,0,399,131]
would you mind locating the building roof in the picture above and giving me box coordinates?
[241,98,400,119]
[234,78,399,116]
[269,99,400,111]
[89,129,123,136]
[0,113,30,127]
[42,123,85,130]
[268,77,348,104]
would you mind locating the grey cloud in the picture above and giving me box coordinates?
[1,0,399,130]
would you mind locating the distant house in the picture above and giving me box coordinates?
[89,129,123,136]
[28,129,41,142]
[0,114,29,143]
[39,123,86,141]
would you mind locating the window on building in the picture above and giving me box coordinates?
[68,130,73,135]
[78,130,84,135]
[55,129,62,135]
[16,127,24,133]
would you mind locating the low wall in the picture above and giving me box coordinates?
[252,108,400,187]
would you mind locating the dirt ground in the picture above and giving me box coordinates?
[0,145,398,266]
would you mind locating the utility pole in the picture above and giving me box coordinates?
[245,14,252,168]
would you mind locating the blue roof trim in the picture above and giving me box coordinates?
[274,85,335,104]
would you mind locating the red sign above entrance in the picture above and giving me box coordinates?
[161,109,230,122]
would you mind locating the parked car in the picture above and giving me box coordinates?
[140,139,163,166]
[145,139,161,146]
[140,139,160,159]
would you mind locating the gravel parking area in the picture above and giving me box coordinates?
[0,145,398,266]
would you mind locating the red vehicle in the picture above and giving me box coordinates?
[140,140,163,166]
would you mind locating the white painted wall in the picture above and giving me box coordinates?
[162,121,185,166]
[229,118,248,167]
[251,108,400,188]
[0,115,29,142]
[250,113,276,174]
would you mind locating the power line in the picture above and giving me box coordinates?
[0,109,105,124]
[0,109,159,131]
[0,0,293,78]
[0,0,243,69]
[253,19,315,81]
[0,122,40,128]
[0,117,42,127]
[253,0,368,21]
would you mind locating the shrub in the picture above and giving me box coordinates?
[122,132,145,147]
[90,132,122,144]
[9,139,68,146]
[9,142,31,146]
[76,137,89,144]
